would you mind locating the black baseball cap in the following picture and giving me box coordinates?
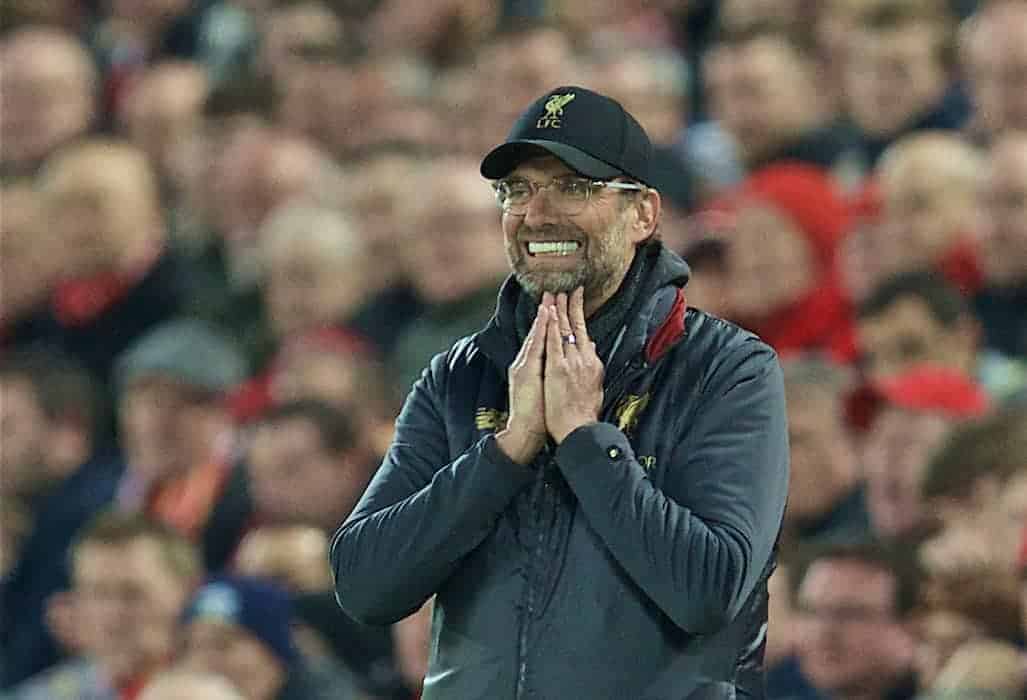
[480,86,654,187]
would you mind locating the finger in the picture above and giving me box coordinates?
[526,305,548,361]
[512,305,544,365]
[554,292,571,335]
[545,306,564,363]
[570,287,589,340]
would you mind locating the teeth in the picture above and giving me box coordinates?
[527,241,580,256]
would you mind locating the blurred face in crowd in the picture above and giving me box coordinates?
[979,134,1027,287]
[120,376,215,484]
[122,63,208,188]
[785,386,857,525]
[723,202,815,319]
[797,557,913,693]
[964,1,1027,135]
[40,142,163,277]
[0,28,95,173]
[862,406,953,538]
[475,28,579,141]
[403,160,508,304]
[599,51,687,145]
[0,376,47,492]
[500,156,658,313]
[716,36,820,164]
[0,183,57,322]
[248,416,368,529]
[233,525,331,592]
[877,137,981,277]
[73,536,192,686]
[341,153,416,279]
[845,21,948,137]
[262,208,370,337]
[858,295,976,383]
[181,620,285,700]
[260,0,345,84]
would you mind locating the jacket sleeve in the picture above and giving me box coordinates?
[553,339,789,636]
[329,352,535,626]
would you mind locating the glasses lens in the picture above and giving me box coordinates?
[496,177,592,215]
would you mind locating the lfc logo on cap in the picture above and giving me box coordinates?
[537,93,576,129]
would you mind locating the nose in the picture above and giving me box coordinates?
[520,184,560,229]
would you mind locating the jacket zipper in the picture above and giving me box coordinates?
[513,355,643,698]
[515,452,551,699]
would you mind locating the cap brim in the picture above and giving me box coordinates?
[480,140,623,180]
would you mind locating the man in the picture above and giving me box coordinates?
[975,132,1027,364]
[34,139,187,391]
[874,132,984,295]
[962,0,1027,139]
[860,365,990,541]
[330,86,790,697]
[0,351,123,688]
[0,26,97,177]
[390,156,513,392]
[781,356,869,546]
[843,0,970,166]
[115,318,251,571]
[247,400,375,535]
[857,271,979,385]
[794,540,919,700]
[708,23,855,175]
[6,511,201,700]
[179,575,363,700]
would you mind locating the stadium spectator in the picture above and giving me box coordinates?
[0,26,98,177]
[708,23,855,175]
[961,0,1027,139]
[781,356,869,546]
[717,162,857,361]
[856,271,980,390]
[389,156,512,391]
[246,399,374,534]
[114,318,251,570]
[874,132,984,295]
[860,365,990,541]
[794,540,920,700]
[33,139,187,389]
[842,0,970,167]
[5,512,201,700]
[975,132,1027,367]
[179,575,361,700]
[0,351,122,687]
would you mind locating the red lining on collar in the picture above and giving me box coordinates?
[645,288,687,364]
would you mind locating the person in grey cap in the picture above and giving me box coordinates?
[114,318,251,570]
[331,86,789,699]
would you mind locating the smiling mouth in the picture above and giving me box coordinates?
[525,241,582,257]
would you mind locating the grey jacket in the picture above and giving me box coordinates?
[331,243,789,699]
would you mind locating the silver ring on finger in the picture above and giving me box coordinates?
[563,333,576,345]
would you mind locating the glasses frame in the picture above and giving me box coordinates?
[492,175,647,215]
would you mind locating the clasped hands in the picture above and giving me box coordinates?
[496,287,605,466]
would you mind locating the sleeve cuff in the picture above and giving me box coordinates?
[554,422,637,474]
[481,434,538,485]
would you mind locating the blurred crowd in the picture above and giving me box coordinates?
[1,0,1027,698]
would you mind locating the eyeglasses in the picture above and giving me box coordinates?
[492,175,646,216]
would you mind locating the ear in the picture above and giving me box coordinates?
[630,188,662,243]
